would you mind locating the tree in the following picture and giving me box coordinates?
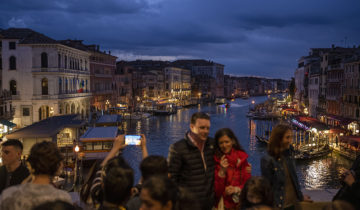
[289,77,296,101]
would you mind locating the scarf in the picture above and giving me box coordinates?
[188,130,205,151]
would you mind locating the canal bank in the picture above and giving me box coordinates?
[120,95,353,190]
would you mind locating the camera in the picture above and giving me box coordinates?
[125,135,141,145]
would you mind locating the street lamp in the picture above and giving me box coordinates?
[73,145,80,191]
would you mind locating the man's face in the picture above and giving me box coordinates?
[190,118,210,141]
[1,146,21,167]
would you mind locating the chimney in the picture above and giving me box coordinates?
[97,45,99,51]
[108,50,111,55]
[331,44,335,49]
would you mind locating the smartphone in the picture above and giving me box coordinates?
[125,135,141,145]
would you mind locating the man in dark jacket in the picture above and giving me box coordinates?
[168,112,215,210]
[333,154,360,209]
[0,139,30,195]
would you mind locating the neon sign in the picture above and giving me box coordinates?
[291,119,310,130]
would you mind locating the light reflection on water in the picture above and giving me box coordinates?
[121,96,353,189]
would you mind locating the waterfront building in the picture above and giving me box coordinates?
[295,55,319,112]
[164,67,191,105]
[115,62,134,110]
[308,66,320,118]
[342,56,360,134]
[173,59,224,100]
[0,31,14,123]
[59,40,117,112]
[324,47,357,118]
[0,28,91,128]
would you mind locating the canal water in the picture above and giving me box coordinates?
[121,96,353,190]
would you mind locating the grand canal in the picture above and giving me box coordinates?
[120,96,353,190]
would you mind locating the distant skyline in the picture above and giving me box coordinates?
[1,0,360,79]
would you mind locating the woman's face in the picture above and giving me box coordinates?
[218,135,233,154]
[247,190,262,204]
[140,188,172,210]
[281,130,293,150]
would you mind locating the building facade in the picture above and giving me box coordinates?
[1,28,91,127]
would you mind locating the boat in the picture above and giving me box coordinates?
[255,135,269,144]
[123,112,152,120]
[240,94,249,99]
[294,144,331,160]
[153,103,177,115]
[215,98,226,104]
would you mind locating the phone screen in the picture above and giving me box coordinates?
[125,135,141,145]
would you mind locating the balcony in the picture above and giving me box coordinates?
[32,92,92,100]
[32,68,90,75]
[327,63,344,71]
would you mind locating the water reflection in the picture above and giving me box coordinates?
[121,96,353,189]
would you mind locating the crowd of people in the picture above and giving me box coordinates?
[0,112,359,210]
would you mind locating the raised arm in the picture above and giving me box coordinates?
[140,134,148,159]
[101,134,126,167]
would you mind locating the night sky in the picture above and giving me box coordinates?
[1,0,360,79]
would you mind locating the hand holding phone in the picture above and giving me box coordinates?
[125,135,142,145]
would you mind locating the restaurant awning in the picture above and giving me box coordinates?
[6,115,84,139]
[80,126,119,142]
[0,119,16,127]
[291,116,329,131]
[323,114,354,126]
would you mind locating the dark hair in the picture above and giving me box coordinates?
[32,200,77,210]
[140,155,168,181]
[142,176,178,207]
[267,124,292,159]
[240,176,273,209]
[214,128,244,157]
[2,139,23,151]
[174,187,200,210]
[103,156,134,205]
[190,112,210,125]
[27,141,64,176]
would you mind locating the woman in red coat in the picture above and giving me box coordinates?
[214,128,251,210]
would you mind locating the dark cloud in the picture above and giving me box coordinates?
[1,0,360,79]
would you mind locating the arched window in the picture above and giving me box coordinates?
[59,78,62,94]
[41,78,48,95]
[65,56,67,69]
[73,78,76,92]
[10,80,17,95]
[65,79,68,93]
[71,103,75,114]
[41,52,48,68]
[66,104,70,114]
[9,56,16,70]
[58,54,61,68]
[39,105,49,121]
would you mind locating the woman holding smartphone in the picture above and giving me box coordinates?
[85,134,148,206]
[261,124,311,210]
